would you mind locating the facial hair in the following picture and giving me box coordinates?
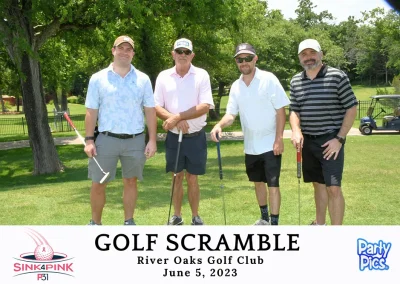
[239,64,253,75]
[301,57,322,71]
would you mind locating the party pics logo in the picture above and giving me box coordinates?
[13,229,74,280]
[357,238,391,271]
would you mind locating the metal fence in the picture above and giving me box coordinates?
[0,101,394,136]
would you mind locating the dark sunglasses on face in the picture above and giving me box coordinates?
[235,56,254,63]
[175,49,192,55]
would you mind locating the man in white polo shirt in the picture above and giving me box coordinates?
[154,38,214,225]
[211,43,290,225]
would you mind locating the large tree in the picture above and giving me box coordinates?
[0,0,144,174]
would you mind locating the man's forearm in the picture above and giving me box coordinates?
[85,108,98,137]
[289,111,301,132]
[216,113,236,129]
[144,107,157,141]
[275,108,286,139]
[176,103,210,120]
[338,105,357,137]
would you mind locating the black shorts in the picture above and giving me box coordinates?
[302,131,344,186]
[165,130,207,175]
[245,151,282,187]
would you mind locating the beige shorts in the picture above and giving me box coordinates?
[88,133,146,183]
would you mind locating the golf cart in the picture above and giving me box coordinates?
[359,95,400,135]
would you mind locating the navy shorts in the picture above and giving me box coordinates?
[245,151,282,187]
[302,131,344,186]
[165,130,207,175]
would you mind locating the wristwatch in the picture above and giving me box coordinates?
[84,136,95,142]
[335,135,346,144]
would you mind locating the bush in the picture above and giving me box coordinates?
[67,96,78,104]
[376,87,394,95]
[77,95,85,104]
[392,75,400,93]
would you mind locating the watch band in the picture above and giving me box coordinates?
[85,136,95,142]
[335,135,345,144]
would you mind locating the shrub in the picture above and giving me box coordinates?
[67,96,78,104]
[392,75,400,93]
[77,95,85,104]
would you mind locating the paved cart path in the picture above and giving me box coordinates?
[0,128,365,151]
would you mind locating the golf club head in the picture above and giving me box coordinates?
[99,172,110,184]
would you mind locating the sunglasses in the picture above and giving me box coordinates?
[235,56,254,63]
[175,49,192,55]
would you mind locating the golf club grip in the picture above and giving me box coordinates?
[178,130,183,142]
[63,112,76,129]
[297,148,301,178]
[217,142,223,180]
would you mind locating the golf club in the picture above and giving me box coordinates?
[216,133,227,225]
[63,112,110,184]
[167,130,183,225]
[297,145,302,225]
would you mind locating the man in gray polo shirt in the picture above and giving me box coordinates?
[289,39,358,225]
[84,35,157,225]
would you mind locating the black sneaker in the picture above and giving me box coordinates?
[124,218,136,225]
[191,216,204,225]
[168,215,184,225]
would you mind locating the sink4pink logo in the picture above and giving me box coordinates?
[13,229,74,280]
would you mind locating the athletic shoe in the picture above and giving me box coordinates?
[168,215,184,225]
[254,219,270,225]
[310,220,327,225]
[124,218,136,225]
[191,216,204,225]
[88,219,101,225]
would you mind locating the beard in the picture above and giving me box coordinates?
[239,64,253,75]
[301,58,322,70]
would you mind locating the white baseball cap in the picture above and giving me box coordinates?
[298,39,321,54]
[173,38,193,51]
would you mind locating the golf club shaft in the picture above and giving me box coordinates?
[63,112,108,176]
[297,146,301,225]
[216,133,226,225]
[167,130,183,224]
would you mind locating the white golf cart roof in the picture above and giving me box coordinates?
[370,95,400,99]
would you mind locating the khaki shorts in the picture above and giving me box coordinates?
[88,133,146,183]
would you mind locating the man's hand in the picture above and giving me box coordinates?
[84,141,97,158]
[210,124,222,142]
[144,139,157,159]
[322,138,342,160]
[176,120,189,134]
[291,130,303,149]
[162,114,180,131]
[273,137,284,155]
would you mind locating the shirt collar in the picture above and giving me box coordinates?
[107,63,136,76]
[301,64,327,79]
[169,64,196,77]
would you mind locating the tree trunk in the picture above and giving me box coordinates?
[51,87,60,112]
[20,53,64,175]
[61,89,68,111]
[0,91,5,113]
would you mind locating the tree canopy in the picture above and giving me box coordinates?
[1,0,399,175]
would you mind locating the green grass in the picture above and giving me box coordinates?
[1,136,399,225]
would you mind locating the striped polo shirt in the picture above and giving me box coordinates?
[289,64,358,135]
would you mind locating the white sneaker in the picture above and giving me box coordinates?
[254,219,270,225]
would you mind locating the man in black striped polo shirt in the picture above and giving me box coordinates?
[289,39,358,225]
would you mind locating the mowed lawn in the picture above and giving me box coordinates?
[0,135,399,225]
